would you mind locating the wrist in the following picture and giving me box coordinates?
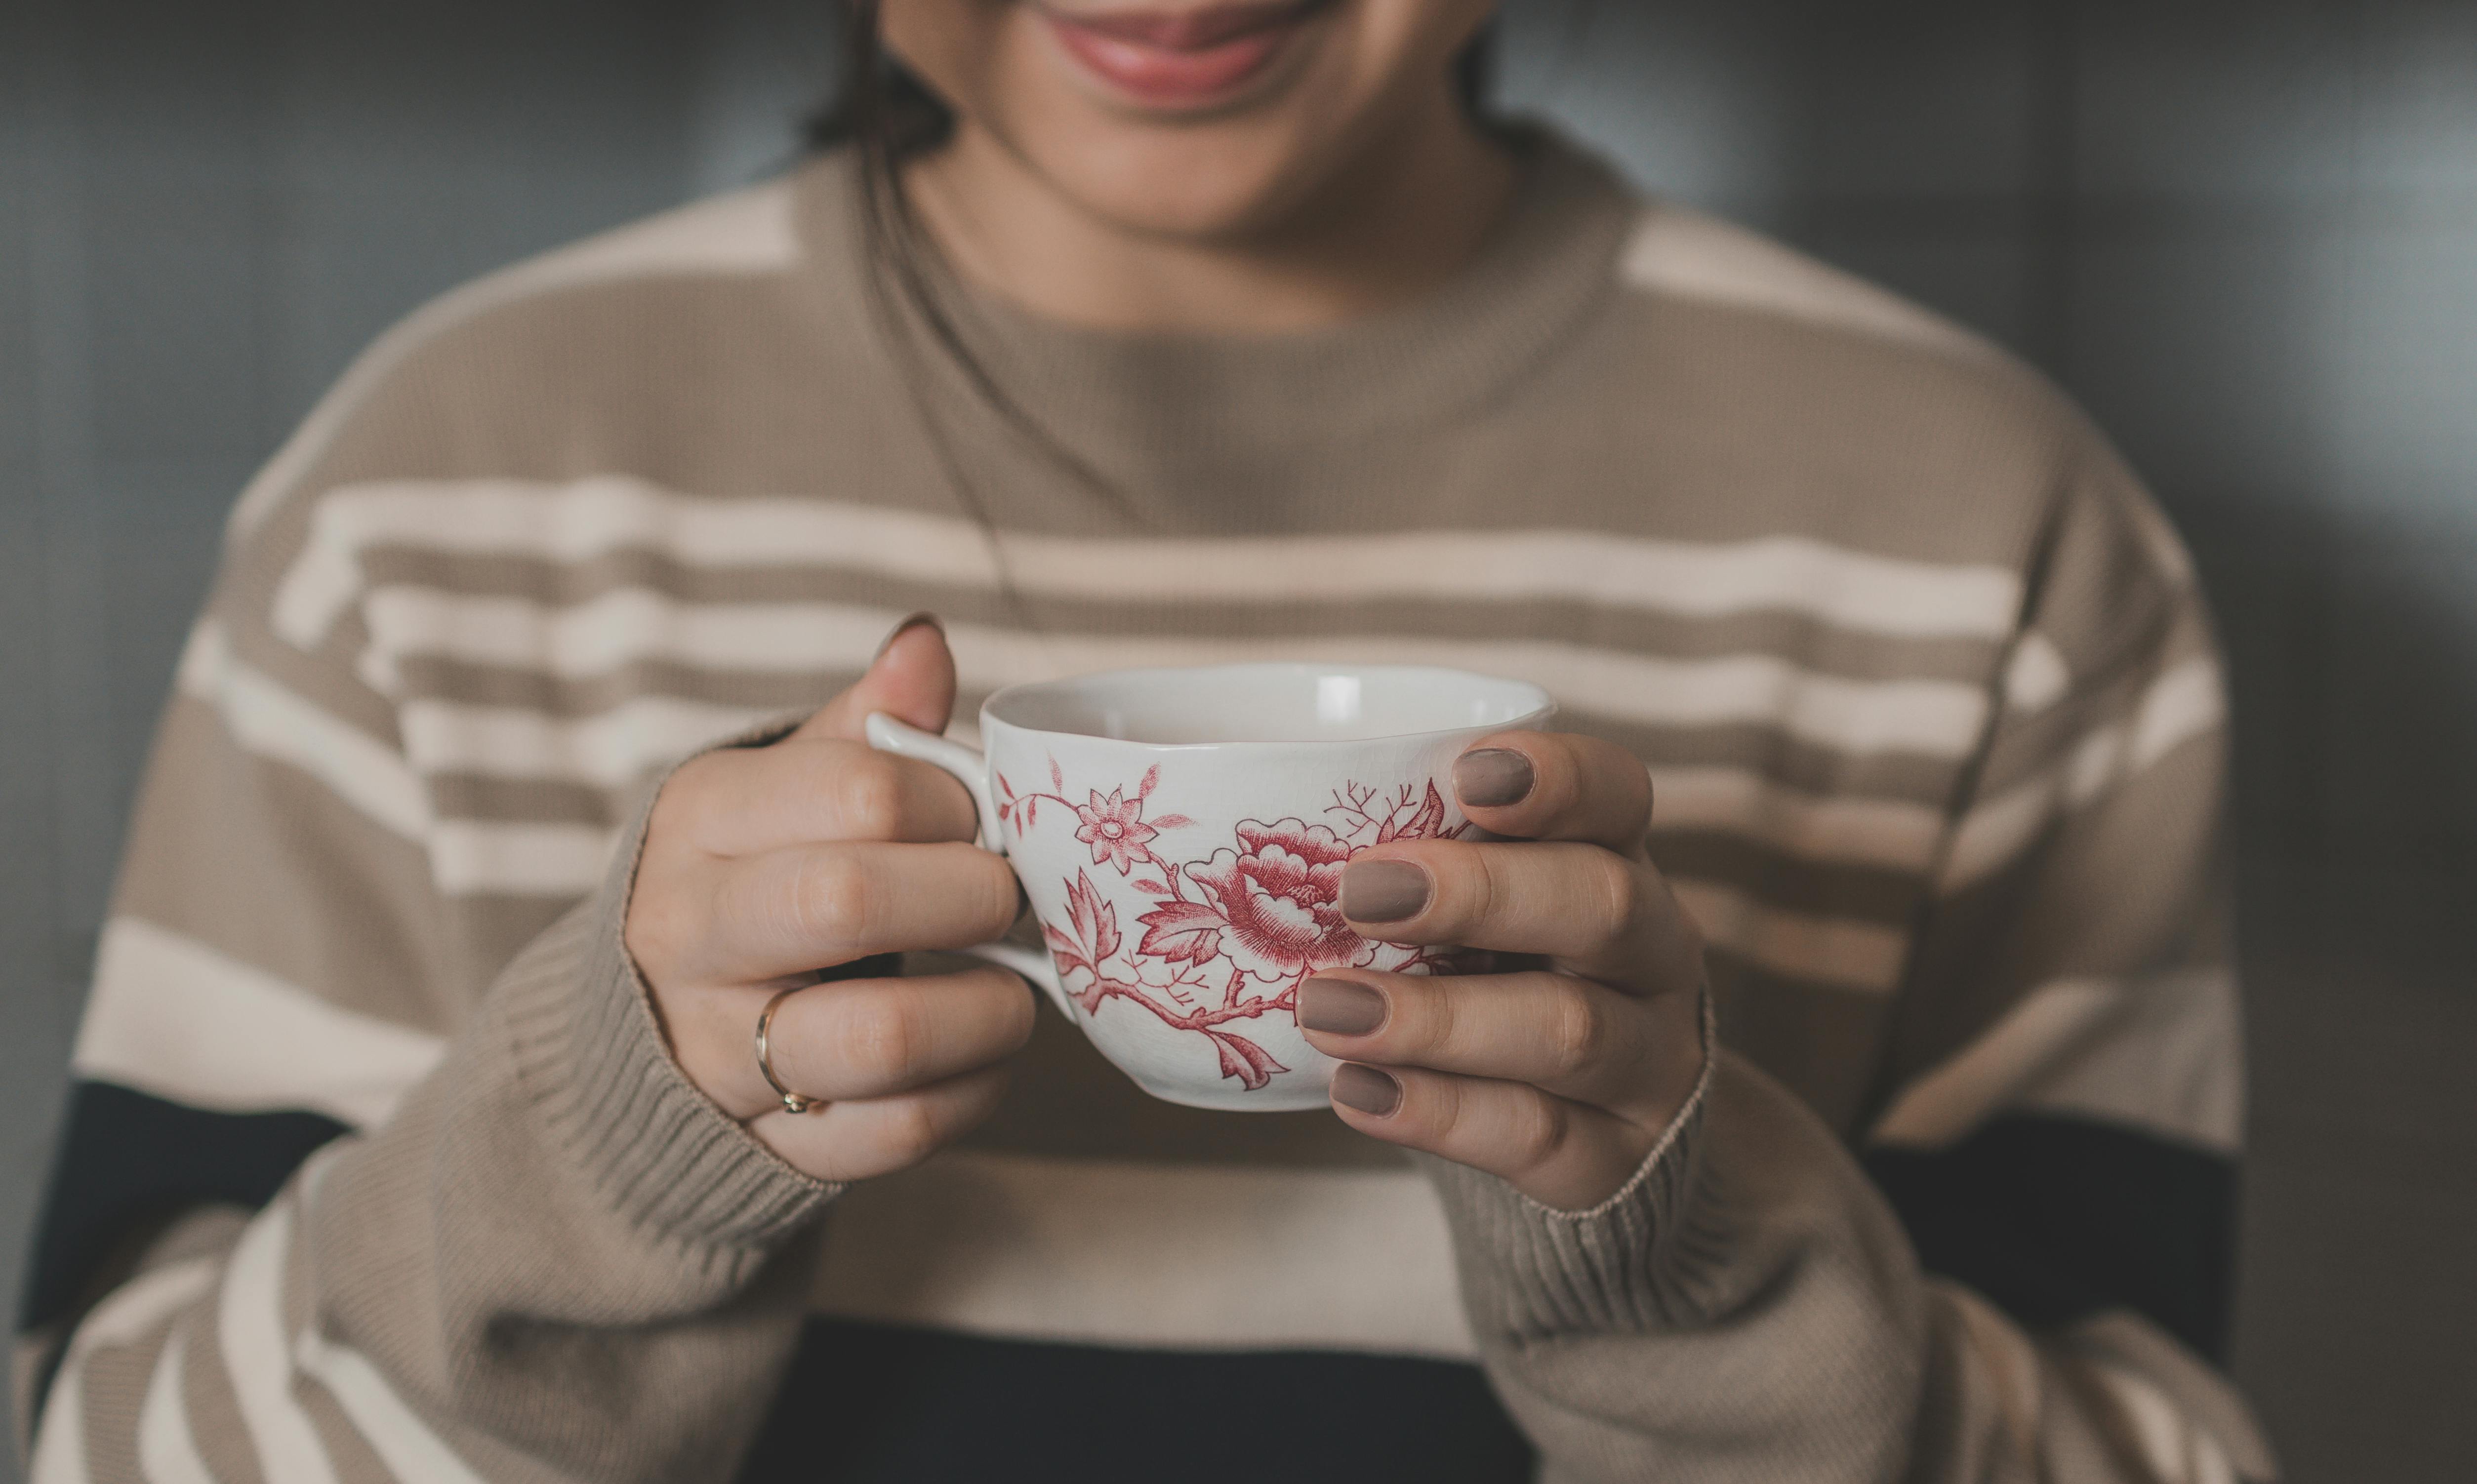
[1421,990,1721,1338]
[515,726,839,1261]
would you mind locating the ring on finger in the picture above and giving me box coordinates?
[754,984,818,1115]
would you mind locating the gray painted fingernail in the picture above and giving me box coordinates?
[1299,977,1388,1036]
[1331,1063,1403,1117]
[872,611,943,663]
[1454,748,1535,807]
[1340,860,1429,923]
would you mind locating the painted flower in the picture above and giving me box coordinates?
[1164,818,1377,985]
[1074,788,1158,872]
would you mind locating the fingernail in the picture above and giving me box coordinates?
[1331,1063,1403,1117]
[1298,977,1387,1036]
[872,611,943,663]
[1340,860,1429,923]
[1454,747,1535,807]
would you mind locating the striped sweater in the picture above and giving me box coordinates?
[18,137,2273,1483]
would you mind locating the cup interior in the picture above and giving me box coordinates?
[983,663,1551,745]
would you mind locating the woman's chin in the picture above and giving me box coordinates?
[1023,119,1336,240]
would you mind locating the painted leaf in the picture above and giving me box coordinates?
[1202,1030,1289,1091]
[1063,871,1120,964]
[1148,814,1193,830]
[1138,763,1160,800]
[1131,876,1169,896]
[1040,907,1090,951]
[1042,947,1092,988]
[1380,779,1450,843]
[1137,900,1225,963]
[1093,896,1121,963]
[1050,756,1066,792]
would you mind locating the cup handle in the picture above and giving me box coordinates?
[863,713,1074,1020]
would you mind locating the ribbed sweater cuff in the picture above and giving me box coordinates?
[1420,991,1726,1339]
[506,714,836,1262]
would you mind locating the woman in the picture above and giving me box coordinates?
[20,2,2271,1481]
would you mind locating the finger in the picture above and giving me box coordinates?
[751,1063,1014,1183]
[1326,1062,1655,1212]
[1451,731,1651,852]
[1296,969,1693,1122]
[660,736,978,857]
[791,612,955,743]
[674,840,1023,984]
[675,966,1037,1121]
[1337,842,1705,995]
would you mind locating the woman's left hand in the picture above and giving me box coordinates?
[1301,733,1709,1211]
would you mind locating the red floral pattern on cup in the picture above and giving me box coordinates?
[1072,789,1158,873]
[996,764,1465,1091]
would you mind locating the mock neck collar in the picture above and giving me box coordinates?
[791,131,1634,528]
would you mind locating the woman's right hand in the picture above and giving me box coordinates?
[623,617,1033,1182]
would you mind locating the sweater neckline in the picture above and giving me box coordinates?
[789,132,1635,499]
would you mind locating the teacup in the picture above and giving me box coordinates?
[866,663,1554,1112]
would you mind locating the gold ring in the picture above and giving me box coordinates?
[754,985,818,1115]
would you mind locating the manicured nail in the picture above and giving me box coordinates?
[1454,747,1535,807]
[1298,977,1387,1036]
[1340,860,1429,923]
[1331,1063,1403,1117]
[872,610,943,663]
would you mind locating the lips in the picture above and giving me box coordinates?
[1038,0,1333,109]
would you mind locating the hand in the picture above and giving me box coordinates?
[624,618,1032,1183]
[1299,734,1708,1210]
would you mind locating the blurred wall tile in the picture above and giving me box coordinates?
[687,0,837,194]
[1797,213,2037,350]
[2074,1,2359,205]
[1502,0,1801,226]
[82,195,269,462]
[2194,539,2332,856]
[2327,222,2477,540]
[2317,535,2477,859]
[2353,0,2477,199]
[2234,1133,2477,1478]
[1784,0,2041,202]
[2064,215,2346,509]
[2242,860,2477,1146]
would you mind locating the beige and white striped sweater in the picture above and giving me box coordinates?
[19,137,2271,1483]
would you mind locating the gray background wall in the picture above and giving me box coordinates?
[3,1,2470,1479]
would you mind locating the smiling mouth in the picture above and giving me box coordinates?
[1037,0,1339,110]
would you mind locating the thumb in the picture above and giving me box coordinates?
[798,612,956,742]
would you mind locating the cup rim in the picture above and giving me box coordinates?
[979,662,1555,751]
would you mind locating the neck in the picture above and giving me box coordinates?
[901,89,1519,335]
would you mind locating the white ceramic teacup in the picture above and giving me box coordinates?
[866,663,1555,1112]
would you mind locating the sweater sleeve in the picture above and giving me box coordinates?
[15,463,833,1483]
[1421,437,2277,1484]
